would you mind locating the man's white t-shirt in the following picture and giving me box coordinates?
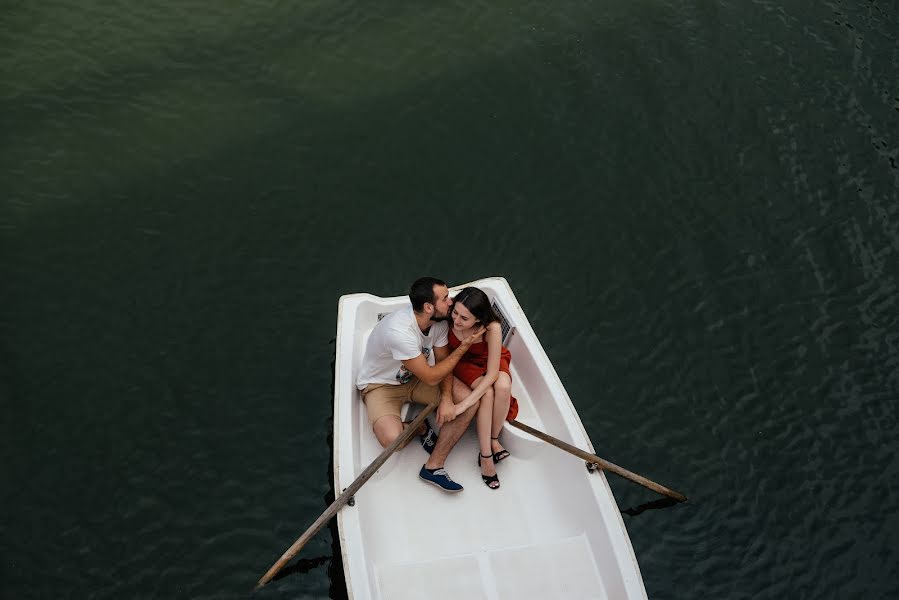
[356,306,449,389]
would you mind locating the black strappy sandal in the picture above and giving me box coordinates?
[491,437,510,463]
[478,452,500,489]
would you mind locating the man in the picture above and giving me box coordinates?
[356,277,484,492]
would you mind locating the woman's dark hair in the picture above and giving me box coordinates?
[409,277,447,312]
[453,287,500,325]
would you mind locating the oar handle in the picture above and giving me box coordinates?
[507,419,687,503]
[255,401,439,590]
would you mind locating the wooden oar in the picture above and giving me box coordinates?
[507,419,687,503]
[255,401,439,590]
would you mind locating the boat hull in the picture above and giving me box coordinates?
[334,277,647,600]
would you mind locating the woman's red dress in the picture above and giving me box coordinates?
[447,329,519,421]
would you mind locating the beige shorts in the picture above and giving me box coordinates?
[361,378,439,425]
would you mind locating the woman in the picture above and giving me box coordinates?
[447,287,519,489]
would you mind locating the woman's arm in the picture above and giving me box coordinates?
[454,323,503,413]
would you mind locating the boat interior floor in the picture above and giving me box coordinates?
[377,534,606,600]
[351,429,611,600]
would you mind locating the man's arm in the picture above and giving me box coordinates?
[432,345,457,425]
[432,345,455,397]
[401,326,485,386]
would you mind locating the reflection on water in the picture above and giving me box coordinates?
[621,497,681,518]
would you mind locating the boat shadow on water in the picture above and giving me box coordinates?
[272,342,349,600]
[269,501,349,600]
[269,462,349,600]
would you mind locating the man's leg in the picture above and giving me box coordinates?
[372,415,428,449]
[424,377,478,470]
[365,384,416,449]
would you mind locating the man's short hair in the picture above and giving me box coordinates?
[409,277,447,312]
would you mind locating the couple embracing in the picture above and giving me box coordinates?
[355,277,519,492]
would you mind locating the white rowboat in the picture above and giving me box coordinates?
[333,277,648,600]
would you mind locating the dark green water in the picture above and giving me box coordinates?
[3,1,898,598]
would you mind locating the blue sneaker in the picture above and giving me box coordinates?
[419,419,438,454]
[419,465,463,493]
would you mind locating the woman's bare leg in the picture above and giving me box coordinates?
[491,372,513,455]
[464,375,497,481]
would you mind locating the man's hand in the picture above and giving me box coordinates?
[461,326,487,347]
[436,394,456,427]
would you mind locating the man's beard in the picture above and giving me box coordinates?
[431,313,451,322]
